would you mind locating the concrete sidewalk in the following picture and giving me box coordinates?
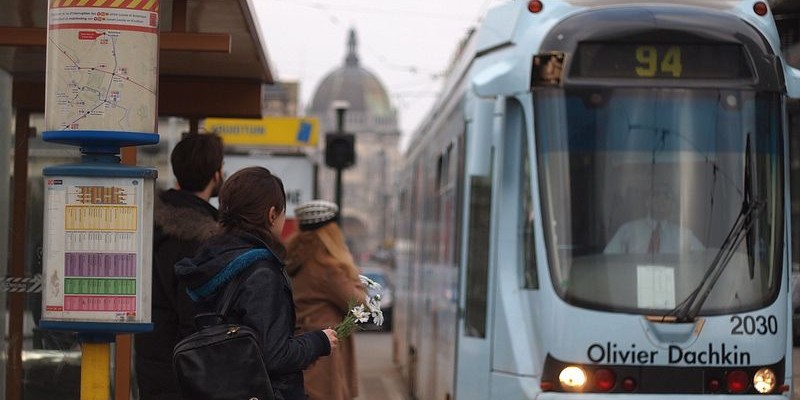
[354,331,408,400]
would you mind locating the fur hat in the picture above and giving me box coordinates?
[295,200,339,230]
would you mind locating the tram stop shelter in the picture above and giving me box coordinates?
[0,0,276,398]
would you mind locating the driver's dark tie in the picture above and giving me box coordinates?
[647,222,661,254]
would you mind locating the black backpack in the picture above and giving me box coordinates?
[173,249,275,400]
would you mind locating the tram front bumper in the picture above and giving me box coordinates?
[538,394,790,399]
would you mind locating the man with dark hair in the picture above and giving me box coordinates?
[135,132,225,399]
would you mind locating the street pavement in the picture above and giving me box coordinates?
[354,331,408,400]
[794,347,800,399]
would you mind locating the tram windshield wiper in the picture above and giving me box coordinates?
[669,136,763,322]
[670,199,763,322]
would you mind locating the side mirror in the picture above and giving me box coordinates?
[464,96,497,176]
[786,66,800,98]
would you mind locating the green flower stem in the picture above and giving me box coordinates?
[334,299,362,339]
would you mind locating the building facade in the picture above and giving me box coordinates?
[308,29,400,260]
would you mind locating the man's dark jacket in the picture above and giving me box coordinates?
[174,231,331,400]
[134,189,219,400]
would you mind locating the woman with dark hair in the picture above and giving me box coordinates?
[175,167,337,400]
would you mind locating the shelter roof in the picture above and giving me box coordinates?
[0,0,274,118]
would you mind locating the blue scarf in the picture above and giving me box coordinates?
[186,248,274,302]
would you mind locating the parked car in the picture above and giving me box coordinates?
[360,265,393,331]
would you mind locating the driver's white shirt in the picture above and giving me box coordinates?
[604,218,704,254]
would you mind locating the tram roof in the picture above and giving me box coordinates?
[0,0,275,118]
[564,0,799,13]
[565,0,737,7]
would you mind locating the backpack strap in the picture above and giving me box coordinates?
[216,264,249,317]
[192,248,274,328]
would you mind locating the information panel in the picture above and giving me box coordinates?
[45,0,160,133]
[42,176,153,325]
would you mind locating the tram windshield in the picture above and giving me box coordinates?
[534,88,783,316]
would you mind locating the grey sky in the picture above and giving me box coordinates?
[252,0,505,137]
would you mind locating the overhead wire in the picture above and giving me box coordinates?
[269,0,476,22]
[266,0,470,78]
[264,0,504,121]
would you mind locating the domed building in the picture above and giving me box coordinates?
[308,28,400,261]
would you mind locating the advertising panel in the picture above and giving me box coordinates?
[219,155,315,218]
[205,117,320,147]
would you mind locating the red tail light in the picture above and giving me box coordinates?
[707,378,721,393]
[753,1,769,16]
[726,370,749,393]
[621,377,637,392]
[528,0,543,13]
[593,369,615,392]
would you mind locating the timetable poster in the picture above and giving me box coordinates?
[42,176,153,324]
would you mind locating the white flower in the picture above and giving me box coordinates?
[359,274,382,291]
[365,295,381,313]
[371,310,384,326]
[351,304,366,316]
[350,305,370,323]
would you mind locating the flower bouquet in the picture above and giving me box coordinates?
[335,274,384,339]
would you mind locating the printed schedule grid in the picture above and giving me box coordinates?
[46,183,140,318]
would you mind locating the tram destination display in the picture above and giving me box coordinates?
[572,42,753,80]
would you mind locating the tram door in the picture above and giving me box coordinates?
[455,97,500,399]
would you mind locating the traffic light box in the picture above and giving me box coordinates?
[325,133,356,169]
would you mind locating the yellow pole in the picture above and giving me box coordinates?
[81,342,111,400]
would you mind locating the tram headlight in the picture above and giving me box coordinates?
[753,368,776,394]
[558,366,586,391]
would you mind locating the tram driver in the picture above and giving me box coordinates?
[604,185,704,255]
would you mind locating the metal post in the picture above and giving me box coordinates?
[7,108,30,400]
[81,341,111,400]
[114,147,137,400]
[0,67,10,400]
[336,107,346,133]
[333,102,348,219]
[335,168,343,220]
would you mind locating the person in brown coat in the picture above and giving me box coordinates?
[286,200,367,400]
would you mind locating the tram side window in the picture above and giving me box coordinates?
[520,132,538,289]
[436,149,448,264]
[465,159,493,338]
[437,144,458,265]
[454,136,466,267]
[789,100,800,266]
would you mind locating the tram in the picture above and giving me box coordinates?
[393,0,800,398]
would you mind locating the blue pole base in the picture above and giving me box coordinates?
[39,320,154,335]
[42,130,159,156]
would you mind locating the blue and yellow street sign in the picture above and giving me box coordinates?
[204,117,320,147]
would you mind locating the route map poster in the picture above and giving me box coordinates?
[42,176,153,325]
[45,0,160,133]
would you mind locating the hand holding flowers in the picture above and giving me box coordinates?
[335,274,384,339]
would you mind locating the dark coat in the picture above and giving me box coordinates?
[175,231,331,400]
[134,189,219,400]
